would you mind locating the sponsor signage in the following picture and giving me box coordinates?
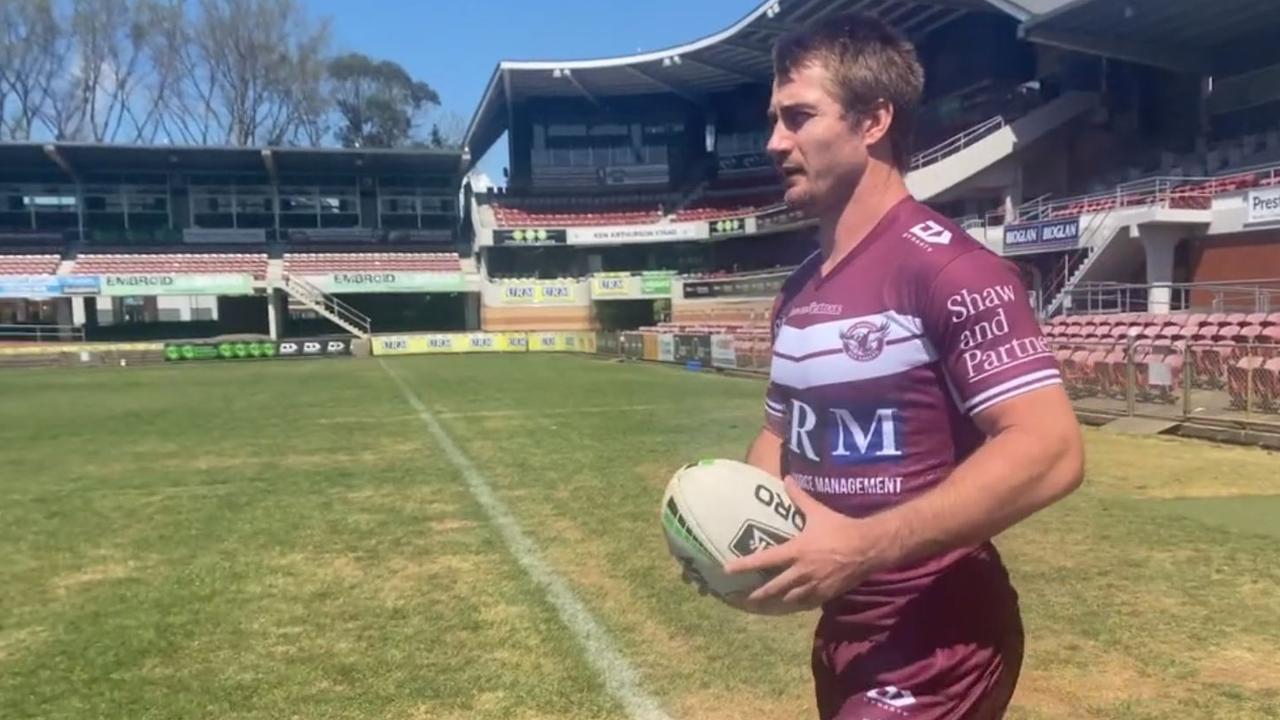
[496,280,582,305]
[494,228,567,245]
[1002,217,1081,254]
[162,337,352,361]
[164,340,276,362]
[673,334,712,366]
[589,273,675,300]
[567,220,708,245]
[528,332,595,352]
[536,332,594,353]
[711,334,738,369]
[1246,187,1280,224]
[372,332,528,356]
[277,338,352,357]
[682,272,787,300]
[640,274,673,296]
[309,272,466,294]
[102,274,254,296]
[0,341,162,357]
[658,334,675,362]
[0,275,101,298]
[59,276,101,295]
[0,276,65,298]
[590,275,633,298]
[708,217,753,238]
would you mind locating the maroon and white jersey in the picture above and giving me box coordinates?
[765,199,1059,527]
[764,197,1058,718]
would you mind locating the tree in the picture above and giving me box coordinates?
[36,0,154,142]
[429,110,468,149]
[146,0,331,146]
[0,0,62,141]
[328,52,439,148]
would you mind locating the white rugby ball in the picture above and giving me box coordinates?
[660,458,806,614]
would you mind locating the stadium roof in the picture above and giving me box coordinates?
[982,0,1074,21]
[1020,0,1280,74]
[0,142,466,180]
[463,0,1005,165]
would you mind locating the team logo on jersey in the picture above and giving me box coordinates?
[907,220,952,245]
[867,685,917,710]
[840,320,891,361]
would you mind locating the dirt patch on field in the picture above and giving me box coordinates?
[0,626,47,664]
[1198,638,1280,692]
[380,554,496,605]
[52,561,137,594]
[1013,640,1174,718]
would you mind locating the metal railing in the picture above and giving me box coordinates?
[909,115,1006,170]
[1052,336,1280,430]
[0,323,85,342]
[1060,281,1280,316]
[989,176,1216,230]
[1040,204,1119,317]
[281,273,371,338]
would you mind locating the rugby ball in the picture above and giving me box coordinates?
[660,458,806,614]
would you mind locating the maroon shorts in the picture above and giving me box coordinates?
[811,552,1025,720]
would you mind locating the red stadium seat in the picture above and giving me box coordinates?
[0,254,60,275]
[71,253,268,279]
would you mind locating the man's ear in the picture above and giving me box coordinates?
[859,99,894,147]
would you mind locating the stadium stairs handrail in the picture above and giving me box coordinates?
[909,115,1006,171]
[1060,279,1280,315]
[990,158,1280,228]
[280,272,372,338]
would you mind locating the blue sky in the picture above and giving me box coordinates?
[303,0,758,182]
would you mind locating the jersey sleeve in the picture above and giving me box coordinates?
[922,250,1061,416]
[763,292,788,438]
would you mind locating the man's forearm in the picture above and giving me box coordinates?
[746,428,783,479]
[859,425,1083,574]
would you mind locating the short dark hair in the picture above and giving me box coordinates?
[773,13,924,171]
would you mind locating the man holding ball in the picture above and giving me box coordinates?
[724,13,1084,720]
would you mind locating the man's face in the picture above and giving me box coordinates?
[766,62,868,217]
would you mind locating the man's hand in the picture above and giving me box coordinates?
[723,476,882,611]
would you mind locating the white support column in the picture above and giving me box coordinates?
[267,288,282,340]
[71,295,87,325]
[1140,227,1181,314]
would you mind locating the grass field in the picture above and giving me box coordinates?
[1,354,1278,720]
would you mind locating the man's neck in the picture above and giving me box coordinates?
[816,164,910,275]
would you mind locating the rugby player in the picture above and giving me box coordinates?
[723,13,1085,720]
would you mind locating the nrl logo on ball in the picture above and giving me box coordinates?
[840,320,891,361]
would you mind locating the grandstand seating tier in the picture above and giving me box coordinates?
[0,254,61,276]
[70,254,269,279]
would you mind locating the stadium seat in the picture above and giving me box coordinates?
[0,254,60,275]
[70,253,268,279]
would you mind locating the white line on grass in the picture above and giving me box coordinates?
[379,360,675,720]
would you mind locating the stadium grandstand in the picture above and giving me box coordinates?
[0,143,479,341]
[461,0,1112,341]
[456,0,1280,391]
